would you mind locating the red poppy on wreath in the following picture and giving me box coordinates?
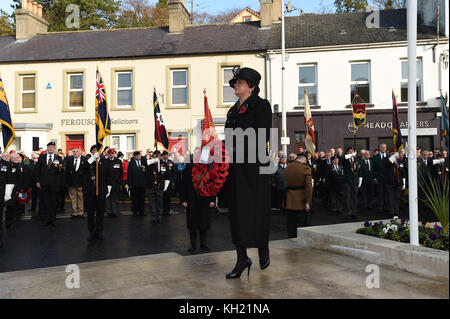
[238,104,248,115]
[192,140,230,197]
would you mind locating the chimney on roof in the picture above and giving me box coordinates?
[15,0,48,40]
[260,0,283,28]
[168,0,191,33]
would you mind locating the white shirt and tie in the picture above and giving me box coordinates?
[46,153,55,166]
[74,157,80,172]
[365,159,371,171]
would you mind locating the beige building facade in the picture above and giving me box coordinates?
[0,0,281,157]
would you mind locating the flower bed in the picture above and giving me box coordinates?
[356,217,449,251]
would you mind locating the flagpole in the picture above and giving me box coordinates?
[407,0,419,246]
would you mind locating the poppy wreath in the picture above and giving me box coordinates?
[192,140,230,197]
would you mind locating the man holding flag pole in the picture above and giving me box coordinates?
[82,67,112,242]
[0,73,16,247]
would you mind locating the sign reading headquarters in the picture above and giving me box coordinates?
[61,119,139,126]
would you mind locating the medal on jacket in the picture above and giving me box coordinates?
[142,166,146,172]
[12,168,16,173]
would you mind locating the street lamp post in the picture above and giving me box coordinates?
[407,0,419,246]
[281,0,287,155]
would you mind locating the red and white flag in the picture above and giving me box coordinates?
[304,88,316,155]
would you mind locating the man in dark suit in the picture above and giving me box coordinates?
[342,147,362,219]
[82,145,111,241]
[105,148,123,217]
[372,143,389,213]
[36,142,65,226]
[328,156,344,213]
[360,150,374,209]
[127,151,146,216]
[161,151,176,216]
[28,152,40,216]
[0,152,11,247]
[146,150,168,224]
[65,147,86,219]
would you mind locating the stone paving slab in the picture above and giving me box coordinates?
[297,220,449,281]
[0,239,447,299]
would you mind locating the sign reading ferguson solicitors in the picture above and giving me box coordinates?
[61,118,139,126]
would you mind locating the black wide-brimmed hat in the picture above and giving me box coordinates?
[229,67,261,88]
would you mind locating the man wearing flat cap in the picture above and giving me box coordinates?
[283,153,313,238]
[127,151,146,216]
[36,142,65,226]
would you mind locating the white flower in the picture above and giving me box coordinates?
[393,216,399,222]
[391,225,398,232]
[383,227,388,234]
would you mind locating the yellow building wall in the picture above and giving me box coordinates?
[1,53,266,154]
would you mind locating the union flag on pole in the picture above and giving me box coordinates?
[95,68,111,152]
[304,88,316,155]
[153,87,170,152]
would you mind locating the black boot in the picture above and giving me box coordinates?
[199,230,210,251]
[258,246,270,270]
[226,246,252,279]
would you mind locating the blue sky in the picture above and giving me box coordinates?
[1,0,336,15]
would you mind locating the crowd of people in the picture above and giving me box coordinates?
[0,141,448,248]
[270,144,448,230]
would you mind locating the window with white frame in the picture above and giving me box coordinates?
[68,73,84,109]
[298,64,317,106]
[111,133,136,158]
[171,69,188,106]
[350,61,371,103]
[20,74,35,110]
[400,58,422,102]
[116,71,133,108]
[222,67,238,105]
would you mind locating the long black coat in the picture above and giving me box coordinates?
[222,94,273,248]
[127,158,147,188]
[181,164,214,231]
[81,157,111,196]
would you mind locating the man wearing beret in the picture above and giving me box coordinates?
[36,142,65,226]
[283,153,313,238]
[82,145,111,241]
[127,151,147,216]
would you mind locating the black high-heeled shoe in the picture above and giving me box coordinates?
[260,259,270,270]
[226,258,252,279]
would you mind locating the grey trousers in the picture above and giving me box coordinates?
[105,191,120,216]
[148,188,163,220]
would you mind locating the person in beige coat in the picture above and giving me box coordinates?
[284,153,313,238]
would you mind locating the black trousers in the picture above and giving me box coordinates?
[163,188,172,214]
[86,194,106,234]
[376,182,389,210]
[31,186,38,211]
[42,186,59,223]
[5,205,17,228]
[189,229,207,248]
[343,183,358,216]
[361,183,373,208]
[131,187,145,215]
[384,184,402,216]
[286,210,308,238]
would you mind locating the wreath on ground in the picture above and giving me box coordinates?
[192,140,230,197]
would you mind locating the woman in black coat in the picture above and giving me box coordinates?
[222,67,273,279]
[181,163,215,253]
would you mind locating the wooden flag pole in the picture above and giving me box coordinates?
[96,157,99,196]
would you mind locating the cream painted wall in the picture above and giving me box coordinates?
[1,53,266,154]
[268,41,450,112]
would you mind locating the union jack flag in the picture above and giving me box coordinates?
[95,68,111,152]
[96,70,106,104]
